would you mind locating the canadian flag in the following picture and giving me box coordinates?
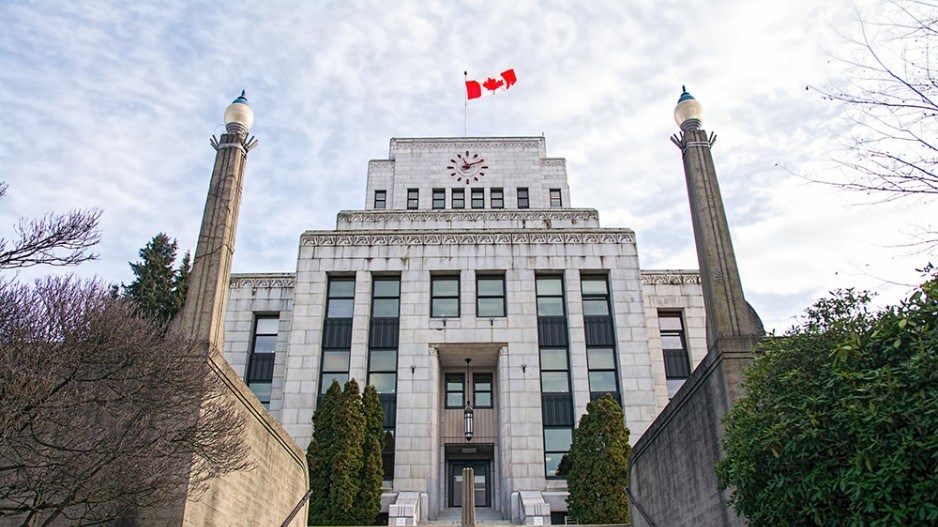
[466,69,517,100]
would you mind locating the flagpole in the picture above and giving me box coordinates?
[464,70,468,137]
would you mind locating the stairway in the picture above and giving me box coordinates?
[429,507,511,525]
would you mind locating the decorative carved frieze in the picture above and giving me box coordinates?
[640,270,702,285]
[337,209,599,223]
[540,158,565,167]
[389,137,544,153]
[368,160,395,168]
[229,274,296,288]
[302,230,634,247]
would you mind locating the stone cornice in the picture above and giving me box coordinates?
[389,136,545,154]
[337,208,599,223]
[301,229,634,247]
[640,270,702,285]
[229,273,296,288]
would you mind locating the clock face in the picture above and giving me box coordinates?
[447,151,488,183]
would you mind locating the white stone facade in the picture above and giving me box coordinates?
[223,137,705,524]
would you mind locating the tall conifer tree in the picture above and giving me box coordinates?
[122,233,190,321]
[566,394,631,524]
[355,384,385,525]
[309,380,342,525]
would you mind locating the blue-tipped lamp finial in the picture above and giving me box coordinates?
[224,90,254,135]
[674,86,703,132]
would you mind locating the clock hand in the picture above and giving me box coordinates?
[463,159,485,168]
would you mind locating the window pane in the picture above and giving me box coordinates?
[587,348,615,369]
[372,298,399,317]
[321,373,348,393]
[478,298,505,317]
[433,278,459,296]
[658,315,684,331]
[369,372,397,393]
[255,317,279,335]
[583,299,609,316]
[477,277,504,296]
[370,350,397,371]
[589,371,617,392]
[474,376,492,391]
[373,280,400,297]
[447,393,464,407]
[537,297,564,316]
[544,428,572,451]
[446,376,464,391]
[540,349,568,370]
[545,453,568,477]
[475,393,491,407]
[322,351,350,371]
[661,335,685,350]
[327,298,354,318]
[249,382,272,403]
[536,277,563,296]
[252,335,276,353]
[329,280,355,298]
[432,298,459,317]
[581,279,608,295]
[541,371,570,392]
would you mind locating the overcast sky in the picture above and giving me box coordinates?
[1,0,933,333]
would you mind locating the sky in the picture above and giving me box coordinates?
[1,0,933,333]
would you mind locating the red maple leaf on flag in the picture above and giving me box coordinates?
[482,77,504,92]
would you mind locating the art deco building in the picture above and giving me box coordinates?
[222,136,706,524]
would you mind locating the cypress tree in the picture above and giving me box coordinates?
[309,380,342,525]
[566,394,631,524]
[330,379,365,525]
[354,384,385,525]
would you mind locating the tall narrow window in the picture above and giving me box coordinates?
[549,188,562,207]
[445,373,465,408]
[431,275,460,317]
[659,312,691,399]
[452,188,465,209]
[476,274,506,317]
[369,276,401,481]
[473,373,493,408]
[536,275,573,478]
[490,188,504,209]
[246,316,278,407]
[471,188,485,209]
[517,187,529,209]
[320,277,354,394]
[432,188,445,209]
[582,275,619,404]
[407,188,419,209]
[374,190,386,209]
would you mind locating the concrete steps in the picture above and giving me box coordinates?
[428,507,511,525]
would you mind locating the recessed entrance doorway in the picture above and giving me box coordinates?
[448,460,490,508]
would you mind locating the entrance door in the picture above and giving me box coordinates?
[449,460,490,507]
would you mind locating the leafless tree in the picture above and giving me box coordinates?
[0,182,101,270]
[0,277,250,526]
[811,1,938,200]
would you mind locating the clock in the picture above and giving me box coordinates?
[447,150,488,183]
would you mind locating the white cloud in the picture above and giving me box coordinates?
[0,0,929,333]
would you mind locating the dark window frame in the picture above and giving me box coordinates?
[445,373,465,409]
[431,275,461,318]
[490,188,504,209]
[471,188,485,209]
[517,187,529,209]
[473,373,493,408]
[476,274,506,318]
[549,188,562,208]
[407,188,419,209]
[321,277,355,395]
[374,189,387,209]
[659,311,691,380]
[246,315,278,405]
[432,188,445,209]
[452,188,465,209]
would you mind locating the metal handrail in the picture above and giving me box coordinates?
[280,488,313,527]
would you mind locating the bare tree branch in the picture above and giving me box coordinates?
[0,181,102,270]
[0,277,250,525]
[809,1,938,200]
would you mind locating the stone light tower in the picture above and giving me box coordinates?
[670,87,763,403]
[177,91,258,351]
